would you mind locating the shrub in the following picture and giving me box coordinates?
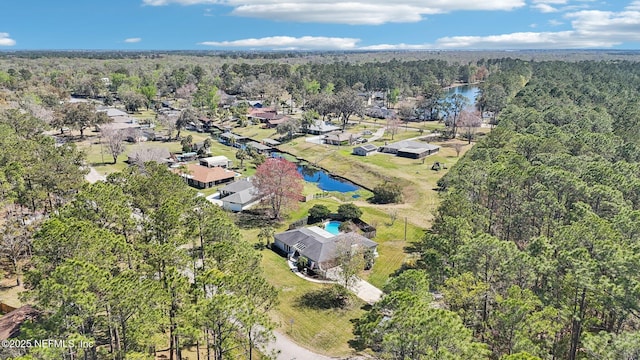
[371,182,403,204]
[308,204,331,223]
[337,203,362,221]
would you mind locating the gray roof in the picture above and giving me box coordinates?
[127,147,171,164]
[222,188,260,205]
[307,120,340,133]
[219,179,254,194]
[380,140,440,152]
[354,144,378,152]
[247,141,271,151]
[262,138,281,146]
[98,108,128,117]
[275,227,377,266]
[219,132,246,140]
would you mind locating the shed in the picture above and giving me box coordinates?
[353,144,378,156]
[200,155,232,168]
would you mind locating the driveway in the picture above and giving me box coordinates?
[85,167,106,183]
[366,127,386,142]
[268,331,337,360]
[325,268,383,304]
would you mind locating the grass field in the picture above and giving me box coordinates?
[261,249,367,357]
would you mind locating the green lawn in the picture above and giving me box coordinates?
[260,249,367,357]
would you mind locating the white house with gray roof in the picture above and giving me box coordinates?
[273,226,378,274]
[219,179,261,212]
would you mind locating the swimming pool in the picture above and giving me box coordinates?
[324,221,341,235]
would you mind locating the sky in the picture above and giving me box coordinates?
[1,0,640,50]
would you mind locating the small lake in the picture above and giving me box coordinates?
[271,152,360,193]
[446,84,481,107]
[298,164,360,193]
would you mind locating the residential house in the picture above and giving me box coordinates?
[200,155,232,168]
[127,147,172,165]
[305,120,340,135]
[396,145,440,159]
[176,164,236,189]
[325,132,358,146]
[246,141,272,154]
[353,144,378,156]
[98,107,141,132]
[0,305,40,340]
[218,132,248,147]
[219,179,262,212]
[266,116,289,128]
[273,227,378,275]
[379,140,440,158]
[262,138,281,147]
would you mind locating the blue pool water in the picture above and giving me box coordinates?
[325,221,341,235]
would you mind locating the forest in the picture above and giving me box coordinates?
[0,51,640,359]
[367,60,640,359]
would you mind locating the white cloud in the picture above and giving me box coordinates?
[362,4,640,49]
[531,0,567,4]
[627,1,640,10]
[124,37,142,43]
[532,3,559,12]
[143,0,525,25]
[548,19,564,26]
[198,36,360,49]
[0,33,16,46]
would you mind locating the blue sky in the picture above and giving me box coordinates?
[1,0,640,50]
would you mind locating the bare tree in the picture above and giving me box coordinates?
[334,234,365,290]
[159,114,176,140]
[103,129,126,164]
[458,109,482,144]
[453,143,465,157]
[386,116,400,140]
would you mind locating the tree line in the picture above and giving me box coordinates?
[357,59,640,359]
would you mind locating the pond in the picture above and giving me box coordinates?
[297,163,360,193]
[271,152,361,193]
[446,84,481,107]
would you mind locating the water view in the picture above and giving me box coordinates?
[297,164,360,193]
[446,84,480,106]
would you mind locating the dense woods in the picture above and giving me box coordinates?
[407,60,640,359]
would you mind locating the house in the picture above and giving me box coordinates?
[176,164,236,189]
[218,132,247,147]
[219,179,261,212]
[325,132,358,146]
[127,147,172,165]
[200,155,232,168]
[176,152,198,162]
[396,145,440,159]
[0,305,40,340]
[305,120,340,135]
[266,117,289,128]
[246,141,272,154]
[98,107,141,132]
[379,140,440,158]
[353,144,378,156]
[273,227,378,274]
[262,138,281,147]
